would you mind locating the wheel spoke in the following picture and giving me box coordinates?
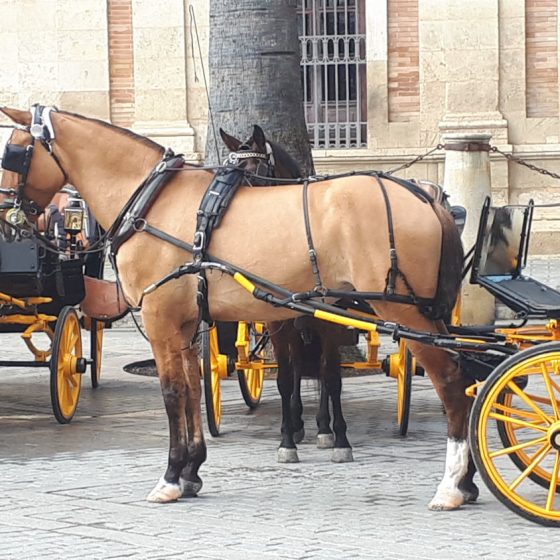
[489,411,549,432]
[509,442,552,491]
[492,400,544,423]
[489,435,548,458]
[542,363,560,420]
[507,380,553,425]
[545,452,560,511]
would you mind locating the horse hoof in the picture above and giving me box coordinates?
[146,477,184,503]
[428,488,464,511]
[460,483,479,503]
[278,447,299,463]
[181,478,203,498]
[331,447,354,463]
[317,433,335,449]
[293,428,305,444]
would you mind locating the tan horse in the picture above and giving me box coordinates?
[0,106,476,511]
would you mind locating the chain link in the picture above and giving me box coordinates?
[490,145,560,180]
[386,144,444,175]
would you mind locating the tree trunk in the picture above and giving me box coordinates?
[205,0,313,175]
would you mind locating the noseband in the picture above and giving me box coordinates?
[1,105,68,225]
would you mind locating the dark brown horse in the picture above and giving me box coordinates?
[1,106,475,511]
[220,126,353,463]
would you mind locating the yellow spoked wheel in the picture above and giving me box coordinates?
[50,307,85,424]
[236,322,266,409]
[386,340,413,436]
[200,322,228,437]
[90,318,104,388]
[470,342,560,526]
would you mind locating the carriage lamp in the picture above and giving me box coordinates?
[63,206,84,233]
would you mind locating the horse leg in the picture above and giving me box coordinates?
[322,343,353,463]
[146,334,190,503]
[290,365,305,444]
[375,303,473,510]
[180,329,207,497]
[458,453,479,503]
[316,379,334,448]
[270,322,299,463]
[407,339,473,510]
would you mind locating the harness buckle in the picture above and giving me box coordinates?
[155,160,167,173]
[193,231,205,252]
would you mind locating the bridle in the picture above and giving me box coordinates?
[1,104,68,225]
[224,140,276,184]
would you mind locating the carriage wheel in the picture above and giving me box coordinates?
[236,322,266,409]
[200,322,225,437]
[470,342,560,526]
[90,319,104,388]
[50,307,85,424]
[396,346,413,436]
[385,340,413,436]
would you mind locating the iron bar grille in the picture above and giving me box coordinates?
[298,0,367,149]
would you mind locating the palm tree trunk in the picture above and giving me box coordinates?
[205,0,313,175]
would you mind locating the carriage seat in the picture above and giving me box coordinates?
[477,275,560,319]
[471,200,560,319]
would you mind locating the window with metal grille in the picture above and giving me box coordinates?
[298,0,367,149]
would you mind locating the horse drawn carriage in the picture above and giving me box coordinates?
[1,105,560,526]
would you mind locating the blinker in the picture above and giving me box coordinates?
[1,143,33,174]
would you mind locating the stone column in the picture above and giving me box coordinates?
[442,133,495,324]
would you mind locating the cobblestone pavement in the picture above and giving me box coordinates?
[0,328,558,560]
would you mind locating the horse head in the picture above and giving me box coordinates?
[0,106,68,218]
[219,125,302,183]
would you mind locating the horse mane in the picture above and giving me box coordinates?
[268,140,302,178]
[60,111,165,154]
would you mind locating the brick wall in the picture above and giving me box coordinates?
[526,0,558,118]
[388,0,420,122]
[107,0,135,126]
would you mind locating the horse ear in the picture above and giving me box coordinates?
[0,107,32,126]
[219,128,242,151]
[252,125,266,151]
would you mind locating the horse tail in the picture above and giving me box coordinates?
[420,202,464,320]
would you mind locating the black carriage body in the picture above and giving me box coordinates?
[0,237,85,307]
[470,198,560,319]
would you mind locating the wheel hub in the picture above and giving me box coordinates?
[547,421,560,451]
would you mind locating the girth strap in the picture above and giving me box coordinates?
[192,167,245,322]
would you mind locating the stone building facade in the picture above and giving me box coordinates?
[1,0,559,252]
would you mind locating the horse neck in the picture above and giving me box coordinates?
[54,113,165,231]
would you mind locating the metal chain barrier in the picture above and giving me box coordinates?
[386,144,444,175]
[490,145,560,181]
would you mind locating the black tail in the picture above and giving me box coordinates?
[420,203,464,320]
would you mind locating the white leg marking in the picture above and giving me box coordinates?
[146,476,185,503]
[428,438,469,511]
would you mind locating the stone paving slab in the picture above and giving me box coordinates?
[0,328,558,559]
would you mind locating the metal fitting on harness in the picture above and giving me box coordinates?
[193,231,206,252]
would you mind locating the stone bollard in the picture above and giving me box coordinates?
[442,133,495,325]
